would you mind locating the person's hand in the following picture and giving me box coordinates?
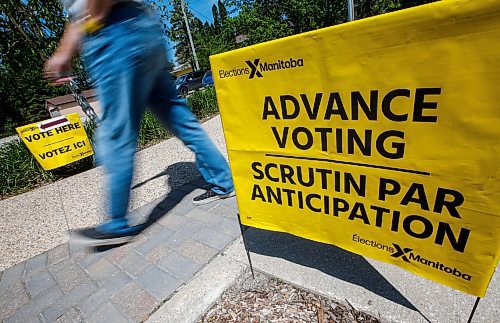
[44,52,73,85]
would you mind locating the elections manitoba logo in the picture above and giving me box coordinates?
[352,235,472,281]
[390,242,472,281]
[218,57,304,79]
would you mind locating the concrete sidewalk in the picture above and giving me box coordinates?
[1,116,498,322]
[149,233,499,323]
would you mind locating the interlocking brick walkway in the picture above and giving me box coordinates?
[0,178,240,323]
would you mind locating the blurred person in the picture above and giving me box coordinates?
[44,0,234,246]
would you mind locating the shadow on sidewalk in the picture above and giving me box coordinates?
[131,161,205,227]
[244,227,420,312]
[131,161,202,192]
[95,162,203,253]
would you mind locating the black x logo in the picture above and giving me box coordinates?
[245,59,263,79]
[391,243,413,263]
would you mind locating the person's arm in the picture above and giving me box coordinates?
[44,0,114,84]
[87,0,114,25]
[44,21,83,84]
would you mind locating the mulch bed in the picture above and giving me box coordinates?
[198,270,382,323]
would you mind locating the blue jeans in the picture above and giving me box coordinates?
[83,13,234,234]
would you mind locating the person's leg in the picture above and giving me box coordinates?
[92,73,145,235]
[79,18,159,241]
[148,72,234,202]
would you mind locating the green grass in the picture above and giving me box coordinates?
[0,88,219,199]
[0,139,56,198]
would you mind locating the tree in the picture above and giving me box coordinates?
[218,0,228,25]
[194,28,234,69]
[191,1,235,70]
[399,0,438,9]
[145,0,169,34]
[160,0,199,66]
[356,0,438,19]
[212,4,221,34]
[223,0,291,46]
[276,0,347,33]
[0,0,70,135]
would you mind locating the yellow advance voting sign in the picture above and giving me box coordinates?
[210,0,500,297]
[16,113,93,170]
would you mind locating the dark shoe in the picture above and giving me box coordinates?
[193,190,235,206]
[71,227,140,247]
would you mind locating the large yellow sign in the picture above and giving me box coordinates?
[16,113,93,170]
[211,0,500,296]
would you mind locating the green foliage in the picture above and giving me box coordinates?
[0,0,92,137]
[138,111,172,148]
[149,0,199,66]
[187,86,219,118]
[194,30,234,70]
[212,4,222,33]
[355,0,437,18]
[218,0,228,23]
[224,5,292,46]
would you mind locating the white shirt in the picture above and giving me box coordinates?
[60,0,141,21]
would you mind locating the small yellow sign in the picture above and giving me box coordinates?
[211,0,500,296]
[16,113,94,170]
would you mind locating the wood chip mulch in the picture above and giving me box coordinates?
[198,270,382,323]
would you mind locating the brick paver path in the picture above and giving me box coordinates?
[0,178,240,323]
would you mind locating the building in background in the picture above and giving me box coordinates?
[171,63,193,78]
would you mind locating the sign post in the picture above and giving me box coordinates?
[211,0,500,301]
[237,213,255,279]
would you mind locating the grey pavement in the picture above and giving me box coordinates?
[1,115,499,322]
[0,178,241,323]
[0,135,19,147]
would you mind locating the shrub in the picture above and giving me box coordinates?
[187,86,219,118]
[138,110,171,148]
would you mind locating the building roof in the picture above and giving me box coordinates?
[172,63,192,73]
[46,89,97,107]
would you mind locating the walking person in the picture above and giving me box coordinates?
[44,0,234,246]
